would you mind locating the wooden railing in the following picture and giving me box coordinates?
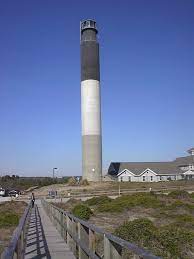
[1,202,32,259]
[42,199,160,259]
[59,185,180,197]
[41,184,194,200]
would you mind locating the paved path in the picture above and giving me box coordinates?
[25,201,75,259]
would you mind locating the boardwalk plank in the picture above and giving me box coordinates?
[25,201,75,259]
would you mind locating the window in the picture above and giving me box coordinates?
[143,176,145,181]
[151,176,153,181]
[160,176,162,181]
[120,177,123,182]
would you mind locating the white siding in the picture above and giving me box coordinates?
[158,175,174,181]
[118,170,138,182]
[117,169,181,182]
[183,170,194,175]
[139,170,157,182]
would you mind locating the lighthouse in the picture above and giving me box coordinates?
[80,20,102,181]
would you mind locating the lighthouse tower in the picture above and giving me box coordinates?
[80,20,102,181]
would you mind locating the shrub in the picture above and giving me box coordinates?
[54,198,82,211]
[0,212,19,228]
[131,193,161,208]
[167,200,194,212]
[174,214,194,228]
[168,200,185,209]
[114,219,194,258]
[114,218,157,245]
[80,179,89,186]
[168,190,190,199]
[97,193,162,213]
[67,177,77,186]
[97,202,124,213]
[85,196,112,206]
[72,204,93,220]
[157,225,194,258]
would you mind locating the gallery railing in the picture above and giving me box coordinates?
[42,199,160,259]
[1,201,32,259]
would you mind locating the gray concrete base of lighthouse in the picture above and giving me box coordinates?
[82,135,102,181]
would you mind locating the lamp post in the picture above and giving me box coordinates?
[52,168,58,179]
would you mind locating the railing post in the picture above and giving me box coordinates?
[64,213,67,242]
[66,215,72,248]
[55,208,57,228]
[71,219,77,255]
[60,211,64,238]
[16,236,21,259]
[53,206,55,225]
[48,202,51,218]
[20,230,24,259]
[89,229,96,254]
[57,209,59,231]
[50,204,52,218]
[78,222,89,259]
[104,234,122,259]
[56,209,58,227]
[13,251,17,259]
[52,206,55,224]
[58,210,61,232]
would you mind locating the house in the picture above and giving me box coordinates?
[107,148,194,182]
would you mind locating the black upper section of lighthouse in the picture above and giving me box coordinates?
[80,20,100,81]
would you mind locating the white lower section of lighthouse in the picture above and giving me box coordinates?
[81,79,102,181]
[81,79,101,135]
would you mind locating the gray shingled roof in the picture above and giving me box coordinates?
[174,155,194,166]
[108,162,182,176]
[108,152,194,177]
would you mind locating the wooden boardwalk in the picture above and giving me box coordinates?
[24,201,75,259]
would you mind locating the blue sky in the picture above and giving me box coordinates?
[0,0,194,177]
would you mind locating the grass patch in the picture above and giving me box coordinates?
[97,193,162,213]
[0,201,26,254]
[166,200,194,212]
[85,196,112,206]
[114,218,194,258]
[157,225,194,258]
[189,192,194,199]
[53,191,194,257]
[52,198,82,212]
[80,179,89,186]
[173,214,194,229]
[168,190,190,199]
[72,204,93,220]
[114,218,157,244]
[0,213,19,228]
